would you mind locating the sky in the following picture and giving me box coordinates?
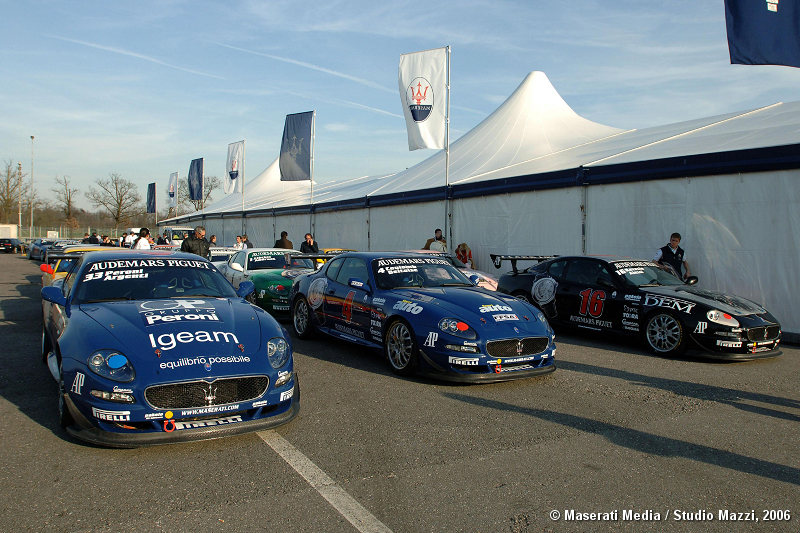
[2,0,799,211]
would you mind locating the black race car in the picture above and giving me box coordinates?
[492,255,781,359]
[0,238,23,253]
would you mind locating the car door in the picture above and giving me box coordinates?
[557,258,618,331]
[326,257,371,341]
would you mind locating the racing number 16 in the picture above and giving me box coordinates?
[579,288,606,317]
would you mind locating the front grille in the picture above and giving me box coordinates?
[746,326,780,341]
[145,376,269,410]
[486,337,549,358]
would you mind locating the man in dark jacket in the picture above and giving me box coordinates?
[273,231,293,249]
[180,225,211,259]
[654,232,691,279]
[300,233,319,254]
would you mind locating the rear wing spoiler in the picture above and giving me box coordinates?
[489,254,556,274]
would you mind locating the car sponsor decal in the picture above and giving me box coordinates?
[531,277,558,305]
[376,258,448,266]
[372,297,386,306]
[252,399,269,408]
[145,412,164,420]
[113,386,133,394]
[92,407,131,421]
[621,319,639,331]
[569,315,612,328]
[334,323,365,339]
[84,269,148,282]
[423,331,438,347]
[70,372,85,395]
[139,300,221,326]
[479,304,513,313]
[280,388,294,402]
[643,294,696,314]
[158,355,251,371]
[579,289,606,317]
[307,278,327,309]
[148,330,239,351]
[717,340,742,348]
[272,305,289,312]
[694,321,708,334]
[174,415,243,430]
[179,404,240,417]
[492,313,519,322]
[448,356,480,366]
[393,300,423,314]
[624,294,642,302]
[613,261,655,270]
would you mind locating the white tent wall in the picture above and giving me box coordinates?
[367,201,446,252]
[312,209,370,251]
[452,188,583,271]
[585,170,800,334]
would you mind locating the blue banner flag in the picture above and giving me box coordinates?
[188,158,204,201]
[146,182,156,213]
[279,111,314,181]
[725,0,800,68]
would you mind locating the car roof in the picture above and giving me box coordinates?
[245,248,301,253]
[80,249,211,262]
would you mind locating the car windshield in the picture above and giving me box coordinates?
[248,251,314,270]
[611,260,684,287]
[373,257,472,289]
[74,258,238,303]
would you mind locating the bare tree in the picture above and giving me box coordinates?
[177,175,221,213]
[0,159,29,224]
[52,175,80,226]
[85,173,142,231]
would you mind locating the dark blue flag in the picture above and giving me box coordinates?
[146,182,156,213]
[188,158,204,200]
[725,0,800,68]
[280,111,314,181]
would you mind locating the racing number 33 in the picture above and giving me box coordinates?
[579,288,606,317]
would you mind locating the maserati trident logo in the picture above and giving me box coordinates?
[516,340,523,356]
[205,384,217,406]
[406,77,434,122]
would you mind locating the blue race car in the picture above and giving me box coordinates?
[40,250,299,447]
[289,252,556,382]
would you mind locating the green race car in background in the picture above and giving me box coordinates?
[217,248,317,316]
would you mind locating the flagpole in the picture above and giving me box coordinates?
[310,110,316,235]
[444,45,451,251]
[241,140,246,236]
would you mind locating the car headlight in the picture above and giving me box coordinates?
[438,318,477,340]
[267,337,290,368]
[707,309,739,327]
[87,350,135,382]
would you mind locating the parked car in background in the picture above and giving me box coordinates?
[0,238,23,253]
[216,248,317,315]
[290,252,556,382]
[40,249,299,447]
[494,255,781,359]
[27,239,56,261]
[208,247,239,268]
[406,249,499,291]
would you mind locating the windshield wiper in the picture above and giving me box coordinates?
[439,282,471,286]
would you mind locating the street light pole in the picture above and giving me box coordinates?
[29,135,34,239]
[17,162,22,238]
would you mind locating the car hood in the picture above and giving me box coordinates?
[389,286,545,333]
[250,268,314,284]
[77,298,269,377]
[641,285,765,315]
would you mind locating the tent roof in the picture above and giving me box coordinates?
[174,71,800,220]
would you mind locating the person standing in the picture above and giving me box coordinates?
[422,228,448,253]
[300,233,319,254]
[273,231,293,249]
[181,225,211,259]
[233,235,244,250]
[654,232,691,279]
[209,235,217,247]
[132,228,151,250]
[242,234,253,248]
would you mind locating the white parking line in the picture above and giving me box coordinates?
[257,430,393,533]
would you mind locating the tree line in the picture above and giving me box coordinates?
[0,159,219,234]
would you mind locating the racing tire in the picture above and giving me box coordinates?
[41,328,52,364]
[644,312,687,356]
[57,364,74,429]
[291,297,316,339]
[384,319,420,376]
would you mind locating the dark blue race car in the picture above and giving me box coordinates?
[40,250,299,447]
[289,252,556,382]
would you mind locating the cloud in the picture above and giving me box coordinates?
[48,35,226,80]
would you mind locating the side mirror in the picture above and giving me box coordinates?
[348,278,370,292]
[468,274,481,286]
[40,264,54,275]
[230,262,244,273]
[237,280,255,298]
[41,286,67,307]
[685,276,698,286]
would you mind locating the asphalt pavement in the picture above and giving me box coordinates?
[0,252,797,532]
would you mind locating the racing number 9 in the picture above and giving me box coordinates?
[579,288,606,317]
[342,290,356,323]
